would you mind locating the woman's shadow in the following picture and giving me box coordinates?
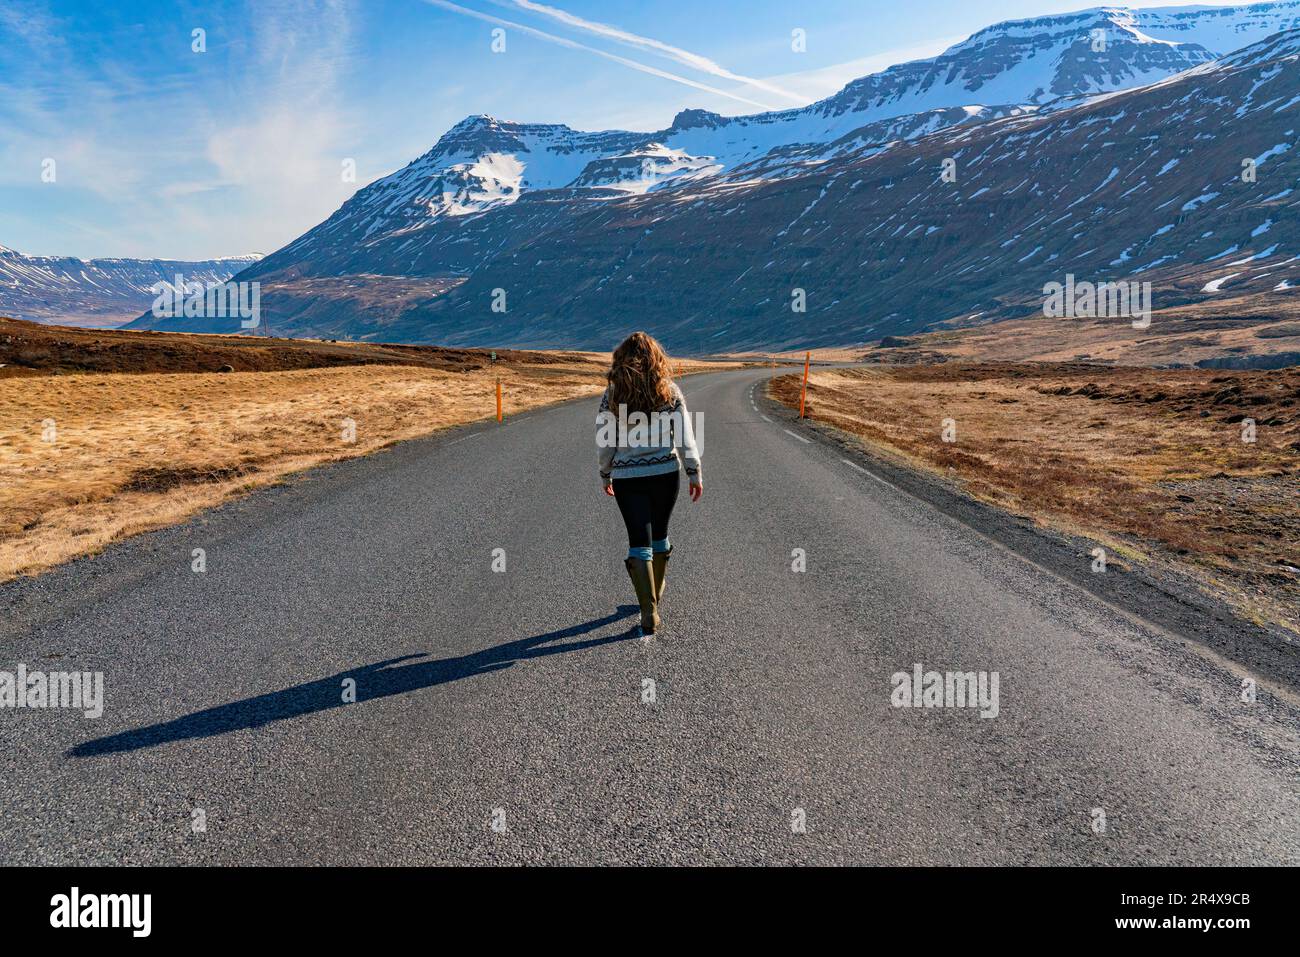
[69,606,641,758]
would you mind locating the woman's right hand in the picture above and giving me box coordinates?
[604,483,615,497]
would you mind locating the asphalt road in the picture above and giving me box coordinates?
[2,367,1298,865]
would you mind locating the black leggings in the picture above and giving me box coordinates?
[612,470,680,550]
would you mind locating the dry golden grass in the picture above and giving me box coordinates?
[1,354,729,580]
[772,363,1300,634]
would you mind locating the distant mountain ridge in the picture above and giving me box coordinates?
[1,248,260,328]
[127,3,1300,350]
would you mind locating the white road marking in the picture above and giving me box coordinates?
[841,458,898,490]
[783,429,811,444]
[761,415,772,422]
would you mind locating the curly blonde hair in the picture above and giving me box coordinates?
[607,331,675,414]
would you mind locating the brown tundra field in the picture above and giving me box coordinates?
[0,317,731,581]
[772,359,1300,637]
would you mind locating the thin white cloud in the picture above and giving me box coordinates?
[0,0,366,259]
[199,0,362,255]
[497,0,809,104]
[420,0,777,111]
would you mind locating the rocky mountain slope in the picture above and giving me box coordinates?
[127,4,1300,350]
[1,248,259,328]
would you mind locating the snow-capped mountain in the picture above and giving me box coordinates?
[130,3,1300,349]
[261,25,1300,352]
[227,3,1300,293]
[1,248,261,328]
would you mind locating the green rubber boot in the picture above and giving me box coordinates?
[652,547,672,601]
[624,558,660,635]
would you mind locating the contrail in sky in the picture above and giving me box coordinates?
[421,0,778,111]
[498,0,809,104]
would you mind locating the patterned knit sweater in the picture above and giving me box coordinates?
[596,382,702,484]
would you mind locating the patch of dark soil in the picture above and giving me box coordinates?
[122,465,258,494]
[0,317,604,378]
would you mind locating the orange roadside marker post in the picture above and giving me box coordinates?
[496,377,503,423]
[799,351,810,418]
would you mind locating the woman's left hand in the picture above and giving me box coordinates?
[689,481,703,502]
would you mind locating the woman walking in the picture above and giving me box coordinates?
[596,332,702,635]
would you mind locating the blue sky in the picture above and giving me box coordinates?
[0,0,1212,259]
